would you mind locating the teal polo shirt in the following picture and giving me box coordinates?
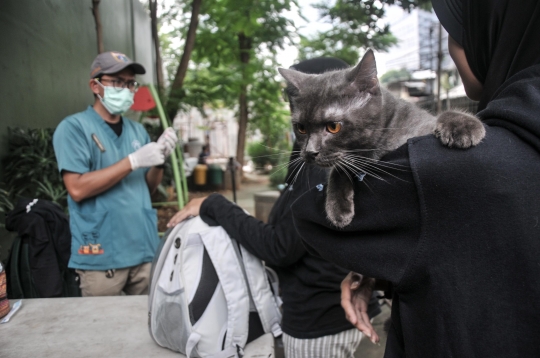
[53,106,159,270]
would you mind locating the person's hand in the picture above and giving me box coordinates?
[341,272,379,344]
[128,142,165,170]
[167,197,208,228]
[157,127,178,158]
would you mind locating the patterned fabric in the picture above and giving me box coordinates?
[0,268,9,318]
[282,328,363,358]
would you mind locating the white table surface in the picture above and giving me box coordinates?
[0,296,274,358]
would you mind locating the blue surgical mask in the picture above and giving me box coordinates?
[95,80,134,115]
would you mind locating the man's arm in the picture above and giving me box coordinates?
[62,157,132,202]
[146,166,164,194]
[62,141,166,202]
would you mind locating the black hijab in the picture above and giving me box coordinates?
[433,0,540,111]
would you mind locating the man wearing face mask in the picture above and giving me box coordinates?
[52,51,178,296]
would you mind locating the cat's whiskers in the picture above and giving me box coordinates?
[342,148,382,152]
[345,155,410,171]
[345,158,390,177]
[344,155,410,183]
[267,157,304,181]
[345,156,398,179]
[249,150,301,160]
[289,162,306,187]
[343,154,407,181]
[283,157,305,182]
[342,150,409,166]
[335,160,356,184]
[339,157,387,183]
[273,156,303,172]
[256,143,298,152]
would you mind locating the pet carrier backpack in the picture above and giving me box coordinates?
[148,216,282,358]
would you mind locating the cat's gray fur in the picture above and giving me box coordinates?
[279,50,485,228]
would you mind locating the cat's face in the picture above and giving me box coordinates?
[279,50,384,167]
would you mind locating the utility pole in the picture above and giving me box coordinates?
[429,26,434,72]
[436,22,443,114]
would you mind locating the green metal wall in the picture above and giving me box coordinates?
[0,0,155,169]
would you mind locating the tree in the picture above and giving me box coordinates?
[298,0,397,64]
[298,0,433,64]
[155,0,432,172]
[387,0,432,11]
[248,56,292,151]
[182,0,297,171]
[380,68,411,83]
[165,0,203,121]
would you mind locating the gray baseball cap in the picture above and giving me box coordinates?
[90,51,146,78]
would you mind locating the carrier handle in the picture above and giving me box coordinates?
[186,332,201,358]
[186,332,242,358]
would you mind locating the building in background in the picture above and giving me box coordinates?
[173,107,238,160]
[379,6,477,113]
[383,7,451,74]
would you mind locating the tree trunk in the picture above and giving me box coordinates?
[91,0,104,54]
[165,0,202,121]
[236,32,252,174]
[150,0,165,94]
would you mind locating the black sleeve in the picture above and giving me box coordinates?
[200,193,306,267]
[291,144,421,285]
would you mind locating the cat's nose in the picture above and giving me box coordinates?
[306,151,319,160]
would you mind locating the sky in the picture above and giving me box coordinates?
[274,0,331,69]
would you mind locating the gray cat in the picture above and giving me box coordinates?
[279,49,485,228]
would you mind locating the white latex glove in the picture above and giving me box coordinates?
[157,127,178,158]
[128,142,165,170]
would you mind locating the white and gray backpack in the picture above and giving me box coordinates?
[148,216,282,358]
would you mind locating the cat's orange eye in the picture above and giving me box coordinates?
[295,123,307,134]
[326,122,342,134]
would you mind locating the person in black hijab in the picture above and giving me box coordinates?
[433,0,540,111]
[291,0,540,356]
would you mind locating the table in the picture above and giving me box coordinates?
[0,296,274,358]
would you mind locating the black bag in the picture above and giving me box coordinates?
[6,235,81,299]
[5,198,81,299]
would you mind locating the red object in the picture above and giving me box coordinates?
[130,86,156,111]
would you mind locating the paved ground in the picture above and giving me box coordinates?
[355,303,390,358]
[221,173,390,357]
[220,171,272,215]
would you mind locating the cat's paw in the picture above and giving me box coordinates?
[325,195,354,229]
[434,110,485,148]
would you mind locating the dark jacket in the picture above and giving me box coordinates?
[5,198,71,298]
[200,165,380,339]
[292,65,540,357]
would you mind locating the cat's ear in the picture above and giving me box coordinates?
[278,68,311,92]
[347,49,379,93]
